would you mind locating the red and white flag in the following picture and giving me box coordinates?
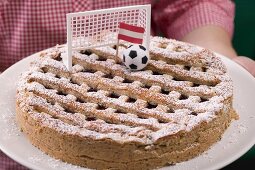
[118,22,145,44]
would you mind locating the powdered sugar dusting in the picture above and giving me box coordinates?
[0,107,21,140]
[16,36,234,145]
[28,152,84,170]
[150,37,226,73]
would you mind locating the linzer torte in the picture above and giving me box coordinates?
[16,36,237,170]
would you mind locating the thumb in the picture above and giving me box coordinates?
[232,56,255,77]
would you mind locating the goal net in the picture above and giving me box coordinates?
[65,5,151,70]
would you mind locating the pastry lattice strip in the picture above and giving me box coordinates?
[29,63,223,117]
[149,36,226,72]
[22,71,214,142]
[85,46,222,85]
[24,95,154,137]
[71,53,219,98]
[36,55,217,99]
[27,72,194,123]
[37,45,229,99]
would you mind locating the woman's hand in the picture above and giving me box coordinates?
[232,56,255,77]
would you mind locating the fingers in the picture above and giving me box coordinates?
[232,56,255,77]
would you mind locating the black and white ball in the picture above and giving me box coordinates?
[122,44,149,71]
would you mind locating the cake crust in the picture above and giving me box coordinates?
[16,36,236,170]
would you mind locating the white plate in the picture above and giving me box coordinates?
[0,52,255,170]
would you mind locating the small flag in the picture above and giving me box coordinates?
[118,22,145,44]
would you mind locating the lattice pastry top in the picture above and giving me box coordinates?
[17,36,233,145]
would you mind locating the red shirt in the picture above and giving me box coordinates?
[0,0,234,168]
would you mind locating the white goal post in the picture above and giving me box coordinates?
[65,5,151,70]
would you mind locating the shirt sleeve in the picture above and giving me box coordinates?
[152,0,235,40]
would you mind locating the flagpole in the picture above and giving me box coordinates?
[116,39,120,58]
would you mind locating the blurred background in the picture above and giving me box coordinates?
[233,0,255,59]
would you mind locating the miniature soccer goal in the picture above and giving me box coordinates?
[65,5,151,70]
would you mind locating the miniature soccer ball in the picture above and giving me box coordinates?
[122,44,149,71]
